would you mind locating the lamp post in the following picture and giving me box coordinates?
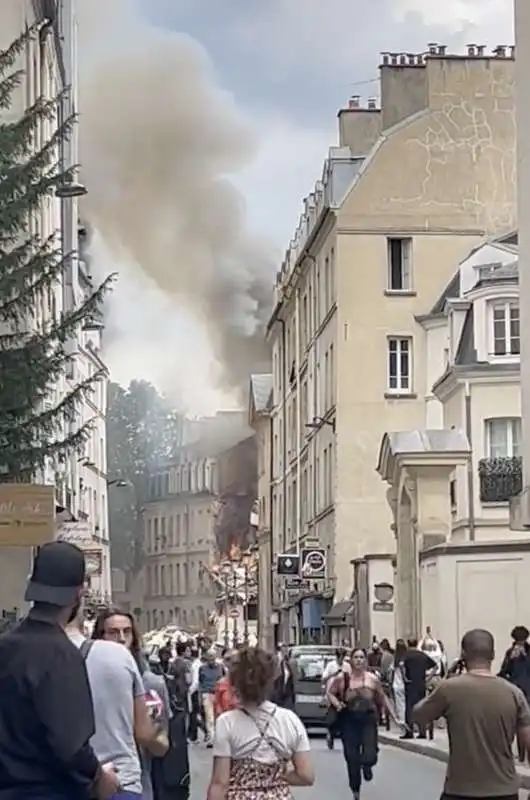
[220,562,231,649]
[242,550,252,645]
[232,566,239,646]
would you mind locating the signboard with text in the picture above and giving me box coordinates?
[300,547,327,579]
[57,521,94,547]
[0,484,55,546]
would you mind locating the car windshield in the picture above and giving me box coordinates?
[292,651,336,681]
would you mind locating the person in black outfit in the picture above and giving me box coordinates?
[271,644,296,710]
[499,625,530,762]
[152,664,190,800]
[401,636,436,739]
[0,541,120,800]
[158,638,173,674]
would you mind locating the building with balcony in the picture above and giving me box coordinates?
[375,231,530,656]
[421,232,522,540]
[267,43,516,642]
[142,413,256,633]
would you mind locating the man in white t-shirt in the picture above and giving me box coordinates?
[322,648,352,683]
[322,648,351,750]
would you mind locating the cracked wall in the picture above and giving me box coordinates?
[342,56,516,233]
[331,55,516,601]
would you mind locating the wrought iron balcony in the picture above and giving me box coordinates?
[478,456,522,504]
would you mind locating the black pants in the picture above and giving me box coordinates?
[188,691,203,742]
[341,713,378,793]
[405,687,426,736]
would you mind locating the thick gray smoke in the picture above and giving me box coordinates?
[77,0,273,404]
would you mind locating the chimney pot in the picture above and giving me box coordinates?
[367,97,377,110]
[493,45,506,57]
[477,45,485,56]
[381,52,390,65]
[391,53,398,65]
[407,53,416,65]
[437,45,447,56]
[348,95,361,109]
[399,53,407,65]
[467,44,476,56]
[428,42,438,55]
[510,45,516,58]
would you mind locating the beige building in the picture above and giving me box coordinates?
[268,43,516,640]
[143,457,218,632]
[142,413,256,633]
[248,374,274,649]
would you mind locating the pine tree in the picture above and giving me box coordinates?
[0,29,114,482]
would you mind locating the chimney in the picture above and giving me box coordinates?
[380,52,390,66]
[338,95,381,150]
[437,44,447,56]
[467,44,476,57]
[493,45,507,58]
[477,45,485,56]
[428,43,438,55]
[367,97,377,110]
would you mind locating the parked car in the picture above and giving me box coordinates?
[290,645,337,727]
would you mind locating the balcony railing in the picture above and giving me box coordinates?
[478,456,522,504]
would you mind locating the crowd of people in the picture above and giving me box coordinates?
[1,540,530,800]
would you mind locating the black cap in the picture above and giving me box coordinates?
[25,541,86,606]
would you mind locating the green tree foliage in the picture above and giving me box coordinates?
[106,380,183,572]
[0,29,113,481]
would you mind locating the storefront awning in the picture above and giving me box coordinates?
[323,601,354,627]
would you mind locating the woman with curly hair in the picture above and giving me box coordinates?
[207,647,314,800]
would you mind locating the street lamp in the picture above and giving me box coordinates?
[232,566,239,646]
[55,181,88,199]
[305,416,336,434]
[220,561,232,649]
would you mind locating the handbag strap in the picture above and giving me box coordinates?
[79,639,94,660]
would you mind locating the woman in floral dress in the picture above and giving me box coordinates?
[206,647,314,800]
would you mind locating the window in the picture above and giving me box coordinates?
[387,238,412,291]
[387,337,412,392]
[492,301,520,356]
[485,418,522,459]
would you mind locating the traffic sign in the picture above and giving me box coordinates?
[229,608,240,619]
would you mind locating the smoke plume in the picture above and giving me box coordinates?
[77,0,274,407]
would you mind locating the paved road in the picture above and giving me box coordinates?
[189,737,496,799]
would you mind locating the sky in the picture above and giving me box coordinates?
[139,0,511,243]
[77,0,512,413]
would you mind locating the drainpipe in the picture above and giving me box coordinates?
[295,289,301,554]
[268,413,275,649]
[279,319,287,552]
[465,381,476,541]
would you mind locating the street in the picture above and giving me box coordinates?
[188,738,492,799]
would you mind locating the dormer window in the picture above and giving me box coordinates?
[491,300,520,356]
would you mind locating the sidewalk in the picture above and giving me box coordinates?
[379,727,530,790]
